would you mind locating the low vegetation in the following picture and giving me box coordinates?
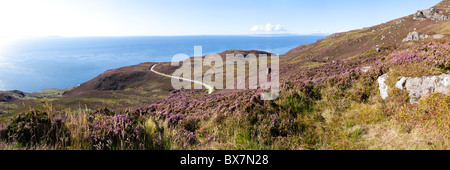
[1,1,450,150]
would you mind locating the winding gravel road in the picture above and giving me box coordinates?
[150,64,214,94]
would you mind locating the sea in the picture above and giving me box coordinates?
[0,35,325,93]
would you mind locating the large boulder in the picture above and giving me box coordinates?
[377,74,389,100]
[413,8,449,21]
[414,8,436,20]
[378,74,450,103]
[396,74,449,103]
[402,32,429,42]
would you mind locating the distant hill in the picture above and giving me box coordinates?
[280,0,449,84]
[63,62,174,97]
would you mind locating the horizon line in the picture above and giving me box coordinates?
[0,33,331,38]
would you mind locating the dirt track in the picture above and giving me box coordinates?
[150,64,214,94]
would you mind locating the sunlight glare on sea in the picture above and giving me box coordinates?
[0,37,23,91]
[0,37,21,67]
[0,80,5,90]
[0,36,21,49]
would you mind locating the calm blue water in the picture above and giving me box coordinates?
[0,35,324,93]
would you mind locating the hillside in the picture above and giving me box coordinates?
[127,0,450,150]
[1,0,449,150]
[281,0,450,83]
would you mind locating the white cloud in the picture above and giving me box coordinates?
[251,23,287,32]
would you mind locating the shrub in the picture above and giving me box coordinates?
[277,89,314,118]
[1,110,70,148]
[179,117,200,132]
[85,113,147,150]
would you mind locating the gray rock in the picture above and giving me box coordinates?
[423,8,436,18]
[378,74,450,103]
[402,32,429,42]
[361,66,371,73]
[395,19,405,24]
[433,34,445,39]
[378,74,389,100]
[391,19,405,27]
[395,74,450,104]
[414,8,449,21]
[433,14,450,21]
[414,8,436,20]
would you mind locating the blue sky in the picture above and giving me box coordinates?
[0,0,442,36]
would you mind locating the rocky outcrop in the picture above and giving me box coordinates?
[378,74,450,103]
[402,32,429,42]
[413,8,449,21]
[414,8,436,20]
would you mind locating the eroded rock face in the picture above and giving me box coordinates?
[402,32,429,42]
[378,74,450,103]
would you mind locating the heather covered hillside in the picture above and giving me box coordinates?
[1,0,450,150]
[281,0,450,79]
